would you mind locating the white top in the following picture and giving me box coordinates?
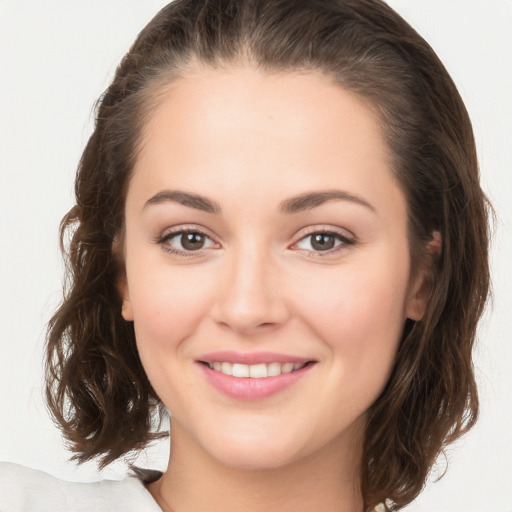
[0,462,163,511]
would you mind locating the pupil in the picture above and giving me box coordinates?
[311,234,335,251]
[181,232,205,250]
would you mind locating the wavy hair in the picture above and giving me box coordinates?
[45,1,491,510]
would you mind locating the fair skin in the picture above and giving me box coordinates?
[120,66,430,512]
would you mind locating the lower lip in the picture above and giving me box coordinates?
[199,363,314,400]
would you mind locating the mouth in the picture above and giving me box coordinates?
[200,361,311,378]
[197,352,316,400]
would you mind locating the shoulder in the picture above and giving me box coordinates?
[0,462,162,512]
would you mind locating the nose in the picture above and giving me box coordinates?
[211,246,290,336]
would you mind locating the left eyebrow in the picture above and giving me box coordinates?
[143,190,221,214]
[279,190,376,214]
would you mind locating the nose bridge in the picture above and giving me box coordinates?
[214,240,287,333]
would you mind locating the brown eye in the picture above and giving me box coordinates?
[310,233,336,251]
[181,232,206,250]
[294,231,353,254]
[161,230,216,254]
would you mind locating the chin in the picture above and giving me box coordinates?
[198,422,315,471]
[210,441,302,471]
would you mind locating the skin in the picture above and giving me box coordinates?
[120,66,431,512]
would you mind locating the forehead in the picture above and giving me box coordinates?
[139,66,387,164]
[131,66,405,224]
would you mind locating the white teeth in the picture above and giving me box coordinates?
[208,361,307,378]
[281,362,294,374]
[221,362,232,374]
[249,363,268,378]
[267,362,282,377]
[232,363,250,377]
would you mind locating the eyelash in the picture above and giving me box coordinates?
[156,226,355,257]
[156,227,218,257]
[291,229,355,257]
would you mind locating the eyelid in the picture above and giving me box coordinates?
[289,225,356,254]
[153,224,355,257]
[157,223,217,240]
[292,225,356,243]
[155,224,221,255]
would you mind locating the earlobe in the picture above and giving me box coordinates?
[121,297,134,321]
[426,231,442,256]
[115,267,133,322]
[406,231,442,321]
[118,276,134,321]
[405,280,429,321]
[112,234,133,321]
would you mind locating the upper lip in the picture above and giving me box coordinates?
[198,351,314,365]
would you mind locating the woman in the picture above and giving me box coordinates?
[0,0,492,511]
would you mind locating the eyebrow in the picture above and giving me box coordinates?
[143,189,375,215]
[279,190,376,214]
[144,190,221,214]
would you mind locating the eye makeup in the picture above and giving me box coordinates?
[153,223,356,259]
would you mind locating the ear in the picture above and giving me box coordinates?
[118,274,134,321]
[405,231,442,321]
[112,235,134,321]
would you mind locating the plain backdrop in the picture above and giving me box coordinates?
[1,1,511,511]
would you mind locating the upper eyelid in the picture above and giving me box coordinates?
[158,224,217,240]
[288,228,357,256]
[292,225,356,243]
[154,225,221,253]
[155,224,356,248]
[157,227,219,257]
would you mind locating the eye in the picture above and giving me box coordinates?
[159,229,217,254]
[294,231,354,253]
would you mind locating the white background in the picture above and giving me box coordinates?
[1,1,511,511]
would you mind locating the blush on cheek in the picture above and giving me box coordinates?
[305,272,406,357]
[134,298,197,345]
[129,270,216,350]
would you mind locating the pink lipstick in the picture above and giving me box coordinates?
[197,351,315,400]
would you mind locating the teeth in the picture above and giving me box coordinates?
[232,363,250,377]
[221,362,232,375]
[249,363,267,378]
[267,362,281,377]
[282,362,294,374]
[207,361,307,378]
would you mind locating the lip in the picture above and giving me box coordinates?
[198,351,311,365]
[197,352,316,400]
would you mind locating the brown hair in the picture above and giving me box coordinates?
[45,1,491,510]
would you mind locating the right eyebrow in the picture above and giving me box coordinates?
[280,189,376,214]
[143,190,221,214]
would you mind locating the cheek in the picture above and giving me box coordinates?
[293,251,410,365]
[126,264,219,410]
[126,264,215,356]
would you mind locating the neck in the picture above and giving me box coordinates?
[148,420,365,512]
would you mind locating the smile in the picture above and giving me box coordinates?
[198,352,316,400]
[206,362,307,378]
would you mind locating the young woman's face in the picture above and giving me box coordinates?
[121,67,428,470]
